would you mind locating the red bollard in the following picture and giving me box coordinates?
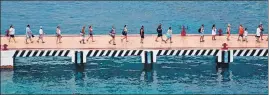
[3,44,8,50]
[222,43,228,50]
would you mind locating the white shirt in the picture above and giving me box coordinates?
[212,28,216,35]
[201,27,204,33]
[39,29,44,35]
[57,28,61,34]
[256,28,261,36]
[244,30,248,36]
[9,28,15,35]
[26,27,31,36]
[167,29,172,35]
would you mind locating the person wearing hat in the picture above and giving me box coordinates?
[37,26,45,43]
[226,24,231,41]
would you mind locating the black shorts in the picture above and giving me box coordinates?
[89,33,93,36]
[10,35,14,38]
[157,33,162,37]
[256,36,260,38]
[141,35,144,38]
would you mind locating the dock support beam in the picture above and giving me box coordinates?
[217,50,233,64]
[72,51,86,64]
[141,50,157,70]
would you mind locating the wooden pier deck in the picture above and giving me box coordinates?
[1,34,268,50]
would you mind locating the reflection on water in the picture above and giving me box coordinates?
[1,56,268,94]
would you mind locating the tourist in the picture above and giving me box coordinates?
[155,24,166,43]
[121,25,128,42]
[243,28,248,42]
[37,26,45,43]
[260,22,264,40]
[25,24,33,44]
[56,26,62,43]
[86,25,94,42]
[8,25,16,43]
[199,24,205,42]
[256,25,261,43]
[237,24,244,41]
[165,27,173,43]
[79,26,86,44]
[226,24,231,41]
[140,25,144,44]
[109,26,116,45]
[212,24,216,40]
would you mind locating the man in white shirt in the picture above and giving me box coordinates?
[25,24,33,44]
[37,26,45,43]
[8,25,16,43]
[256,25,261,43]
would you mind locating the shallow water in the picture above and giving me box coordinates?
[1,56,267,94]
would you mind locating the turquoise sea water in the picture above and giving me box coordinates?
[1,1,268,35]
[1,1,268,94]
[1,56,268,94]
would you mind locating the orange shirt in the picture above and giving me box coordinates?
[239,27,244,35]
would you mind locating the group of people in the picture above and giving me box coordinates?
[6,25,46,44]
[5,23,267,45]
[198,23,266,43]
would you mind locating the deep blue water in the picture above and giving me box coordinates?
[1,1,268,35]
[1,56,268,94]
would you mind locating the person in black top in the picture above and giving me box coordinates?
[140,25,144,43]
[155,24,166,43]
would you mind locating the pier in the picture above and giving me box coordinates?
[1,34,268,69]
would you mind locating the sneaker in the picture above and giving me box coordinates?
[113,43,116,45]
[42,42,45,43]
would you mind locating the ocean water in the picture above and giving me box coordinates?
[1,1,268,35]
[1,56,268,94]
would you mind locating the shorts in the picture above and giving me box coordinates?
[141,35,144,38]
[26,35,31,39]
[39,35,43,38]
[166,34,171,39]
[89,33,93,36]
[56,34,61,37]
[157,33,162,37]
[200,33,204,36]
[110,34,115,38]
[122,31,127,36]
[239,34,243,37]
[10,35,14,38]
[256,36,260,38]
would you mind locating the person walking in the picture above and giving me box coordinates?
[199,24,205,42]
[165,27,173,43]
[237,24,244,41]
[86,25,94,42]
[109,26,116,45]
[212,24,217,40]
[226,24,231,41]
[121,25,128,42]
[79,26,86,44]
[256,25,261,43]
[56,26,62,43]
[260,22,264,40]
[155,24,166,43]
[37,26,45,43]
[8,25,16,43]
[25,25,33,44]
[140,25,144,44]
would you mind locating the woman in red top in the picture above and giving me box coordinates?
[237,24,244,41]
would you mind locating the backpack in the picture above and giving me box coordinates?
[198,28,201,33]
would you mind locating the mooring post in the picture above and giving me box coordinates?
[217,43,233,64]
